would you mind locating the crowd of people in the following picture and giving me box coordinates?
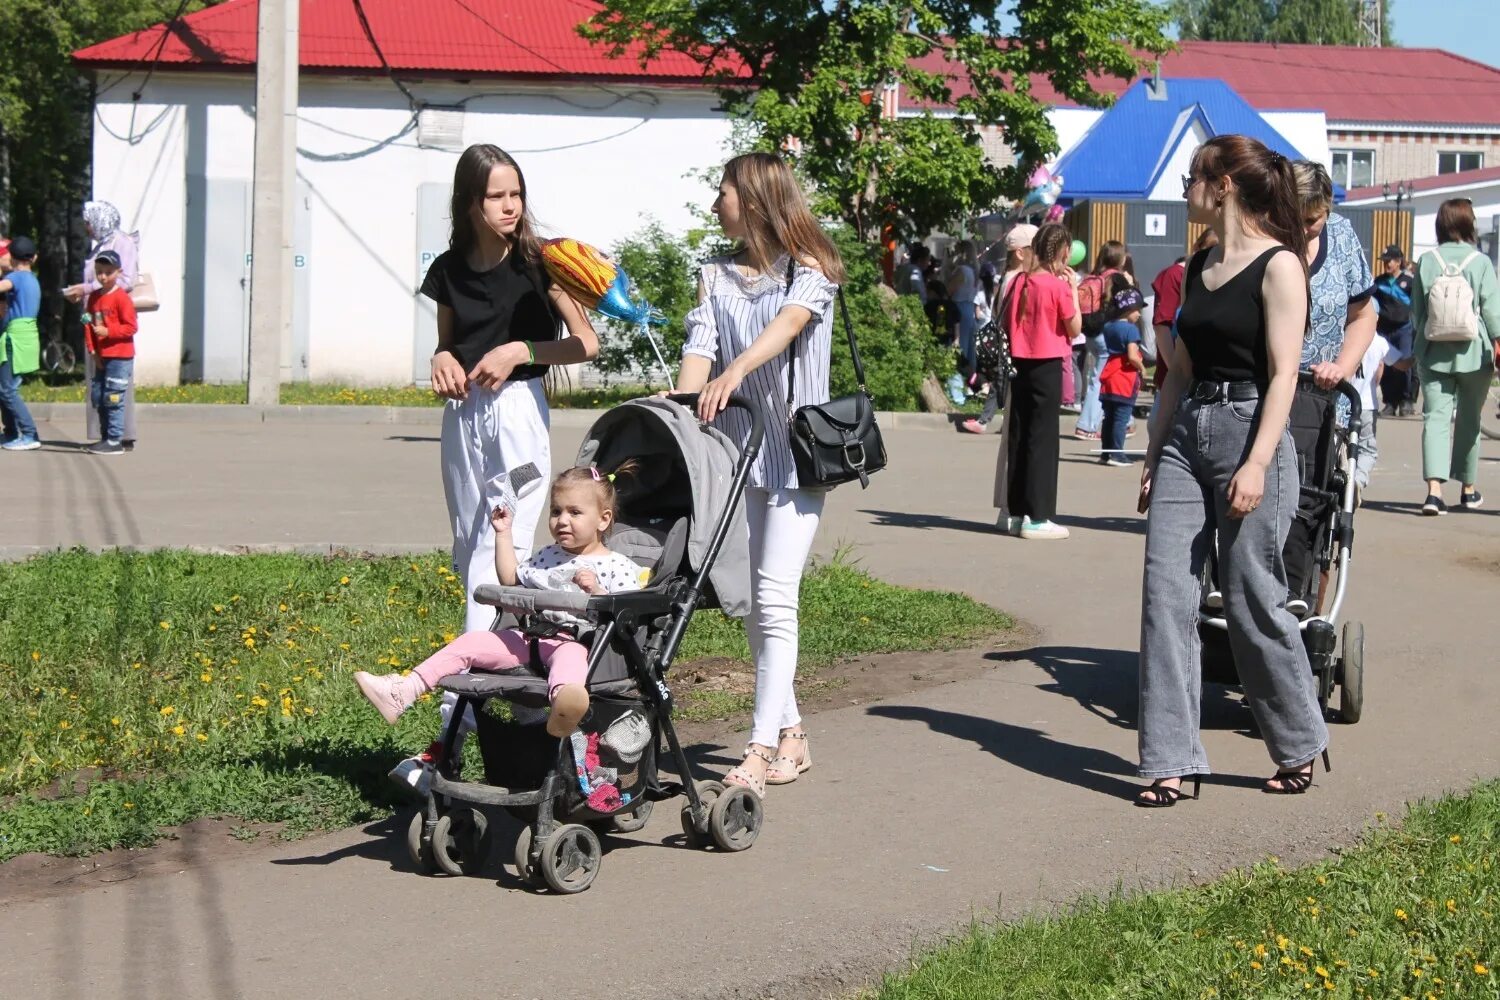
[6,136,1497,806]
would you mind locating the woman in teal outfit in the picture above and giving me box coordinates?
[1412,198,1500,515]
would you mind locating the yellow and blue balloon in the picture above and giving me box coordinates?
[541,238,662,326]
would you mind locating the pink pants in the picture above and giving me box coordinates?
[414,629,588,698]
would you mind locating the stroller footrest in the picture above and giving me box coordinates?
[439,671,642,707]
[430,772,546,808]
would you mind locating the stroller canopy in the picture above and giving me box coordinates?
[576,397,751,619]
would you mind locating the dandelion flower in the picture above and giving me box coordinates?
[30,651,40,661]
[171,725,185,736]
[303,707,315,716]
[1316,967,1329,978]
[1395,908,1408,921]
[339,576,351,585]
[58,720,72,730]
[195,733,208,743]
[200,672,213,683]
[159,706,175,717]
[213,604,224,612]
[1302,947,1315,957]
[1477,964,1490,975]
[1255,944,1269,957]
[1449,835,1461,844]
[123,802,135,809]
[1446,899,1457,913]
[110,717,121,727]
[1251,961,1263,970]
[159,621,171,630]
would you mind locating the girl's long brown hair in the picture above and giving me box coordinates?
[1190,135,1308,265]
[722,153,846,284]
[1013,223,1073,325]
[449,144,544,269]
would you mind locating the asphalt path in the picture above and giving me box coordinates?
[2,408,1497,1000]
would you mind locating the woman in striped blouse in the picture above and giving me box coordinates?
[674,152,846,797]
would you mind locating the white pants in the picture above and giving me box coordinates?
[745,486,826,747]
[438,378,550,745]
[440,378,551,631]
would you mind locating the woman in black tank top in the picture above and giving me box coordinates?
[1134,135,1330,807]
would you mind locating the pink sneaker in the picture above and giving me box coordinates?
[1073,429,1101,441]
[959,418,986,435]
[354,671,421,725]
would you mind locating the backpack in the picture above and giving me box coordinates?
[974,277,1019,400]
[1422,250,1482,343]
[1077,271,1115,335]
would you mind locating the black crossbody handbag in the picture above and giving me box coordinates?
[782,259,888,489]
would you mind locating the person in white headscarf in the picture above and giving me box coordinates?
[66,202,142,448]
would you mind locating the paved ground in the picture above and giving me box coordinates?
[2,407,1499,1000]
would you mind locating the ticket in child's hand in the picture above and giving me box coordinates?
[486,463,544,515]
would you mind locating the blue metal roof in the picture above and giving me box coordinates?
[1053,78,1309,202]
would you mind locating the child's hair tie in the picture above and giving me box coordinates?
[589,465,616,483]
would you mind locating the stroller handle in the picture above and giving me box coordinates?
[1296,371,1361,423]
[663,392,766,460]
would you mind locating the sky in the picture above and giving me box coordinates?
[1389,0,1499,66]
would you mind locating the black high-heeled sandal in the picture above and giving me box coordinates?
[1263,749,1332,794]
[1134,775,1201,808]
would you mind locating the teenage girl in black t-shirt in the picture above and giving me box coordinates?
[420,144,598,636]
[1135,135,1330,807]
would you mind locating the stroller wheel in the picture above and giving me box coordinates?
[512,826,541,885]
[431,809,492,877]
[600,798,654,835]
[709,785,763,853]
[538,824,602,894]
[405,812,437,875]
[680,780,725,849]
[1339,621,1365,724]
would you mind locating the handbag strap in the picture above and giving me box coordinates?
[784,257,868,415]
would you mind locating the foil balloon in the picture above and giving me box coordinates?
[596,270,657,326]
[1068,239,1087,268]
[1044,203,1066,224]
[541,237,617,310]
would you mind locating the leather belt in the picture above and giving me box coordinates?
[1188,379,1261,404]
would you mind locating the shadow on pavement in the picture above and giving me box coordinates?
[386,435,440,443]
[866,704,1141,799]
[1359,499,1427,516]
[1054,513,1147,536]
[984,644,1253,734]
[859,509,996,534]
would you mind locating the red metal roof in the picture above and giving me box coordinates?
[906,41,1500,127]
[1345,164,1500,202]
[72,0,725,82]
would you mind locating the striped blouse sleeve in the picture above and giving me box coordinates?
[682,266,719,361]
[784,265,838,317]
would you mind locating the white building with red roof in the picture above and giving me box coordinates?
[74,0,735,386]
[75,2,1500,386]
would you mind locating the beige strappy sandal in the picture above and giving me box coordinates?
[765,729,811,785]
[724,745,774,797]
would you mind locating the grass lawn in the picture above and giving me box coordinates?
[870,781,1498,1000]
[0,549,1010,860]
[18,379,671,410]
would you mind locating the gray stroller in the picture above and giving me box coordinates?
[402,394,765,894]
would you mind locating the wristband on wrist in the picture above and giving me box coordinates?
[524,341,535,364]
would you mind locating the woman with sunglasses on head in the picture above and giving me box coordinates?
[673,152,845,797]
[1135,135,1328,807]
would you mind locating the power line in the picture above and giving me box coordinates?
[132,0,194,102]
[350,0,422,110]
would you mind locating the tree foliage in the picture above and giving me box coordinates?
[583,1,1172,243]
[0,2,220,342]
[1168,0,1395,45]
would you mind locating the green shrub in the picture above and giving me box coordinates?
[597,221,948,409]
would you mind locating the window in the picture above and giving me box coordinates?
[1437,151,1484,175]
[1330,149,1376,189]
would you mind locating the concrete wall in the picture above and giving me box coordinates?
[91,73,733,386]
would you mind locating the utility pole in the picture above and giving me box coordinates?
[247,0,299,405]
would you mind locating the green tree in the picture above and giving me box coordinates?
[583,1,1171,243]
[1168,0,1395,45]
[0,2,221,346]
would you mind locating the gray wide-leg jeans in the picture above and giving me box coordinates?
[1138,395,1329,778]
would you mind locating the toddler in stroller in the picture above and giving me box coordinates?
[395,394,767,894]
[353,463,649,737]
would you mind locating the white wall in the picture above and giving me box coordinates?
[1346,180,1500,258]
[1049,107,1104,165]
[1146,118,1210,201]
[92,73,733,386]
[1262,110,1331,169]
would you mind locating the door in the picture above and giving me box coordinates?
[413,183,451,386]
[200,179,252,384]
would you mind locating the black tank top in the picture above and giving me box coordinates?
[1175,246,1296,386]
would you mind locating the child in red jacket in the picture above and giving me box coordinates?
[84,250,138,455]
